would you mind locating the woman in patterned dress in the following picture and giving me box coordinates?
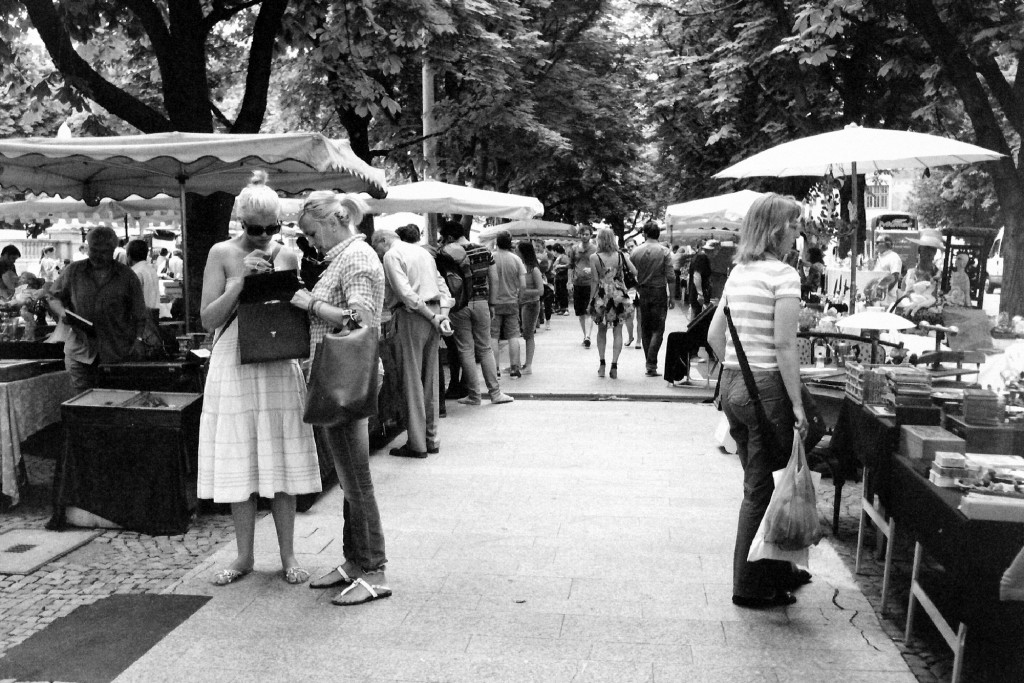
[289,191,392,606]
[198,170,321,586]
[588,227,636,379]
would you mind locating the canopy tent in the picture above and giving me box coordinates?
[661,227,740,249]
[0,132,387,330]
[372,212,427,232]
[664,190,764,231]
[364,180,542,220]
[713,124,1003,307]
[477,219,577,243]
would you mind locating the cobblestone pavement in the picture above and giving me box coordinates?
[0,434,990,683]
[0,446,244,659]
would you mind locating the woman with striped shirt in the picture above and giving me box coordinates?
[708,193,810,609]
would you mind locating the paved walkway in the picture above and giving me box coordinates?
[124,400,914,682]
[6,307,927,682]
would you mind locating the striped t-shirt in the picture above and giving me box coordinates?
[722,259,801,370]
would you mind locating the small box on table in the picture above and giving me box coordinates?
[900,425,965,463]
[945,414,1024,455]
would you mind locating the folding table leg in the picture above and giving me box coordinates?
[905,541,923,643]
[880,516,895,614]
[855,468,869,574]
[951,622,968,683]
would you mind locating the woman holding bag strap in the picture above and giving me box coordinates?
[707,193,810,609]
[289,191,391,606]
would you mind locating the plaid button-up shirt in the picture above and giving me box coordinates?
[308,235,385,352]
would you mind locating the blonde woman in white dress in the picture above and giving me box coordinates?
[198,170,321,586]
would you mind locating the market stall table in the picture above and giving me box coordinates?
[887,455,1024,683]
[0,370,76,508]
[829,395,940,612]
[48,389,202,535]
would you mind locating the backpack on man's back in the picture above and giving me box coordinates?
[436,248,473,312]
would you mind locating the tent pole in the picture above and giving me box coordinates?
[178,177,190,335]
[850,162,859,311]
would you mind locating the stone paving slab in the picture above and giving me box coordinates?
[115,402,920,683]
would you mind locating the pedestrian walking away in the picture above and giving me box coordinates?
[629,221,674,376]
[588,227,636,380]
[488,230,527,378]
[290,190,391,606]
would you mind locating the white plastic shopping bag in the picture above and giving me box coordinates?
[748,428,824,564]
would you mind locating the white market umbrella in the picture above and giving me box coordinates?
[478,219,577,242]
[837,310,916,363]
[664,190,764,232]
[713,123,1004,307]
[836,310,916,332]
[365,180,542,220]
[0,132,387,331]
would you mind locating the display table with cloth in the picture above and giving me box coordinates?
[48,389,202,535]
[0,371,76,507]
[886,455,1024,682]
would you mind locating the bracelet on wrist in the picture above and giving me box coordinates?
[307,297,317,312]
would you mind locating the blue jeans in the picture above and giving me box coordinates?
[721,368,795,598]
[638,286,668,371]
[316,418,387,572]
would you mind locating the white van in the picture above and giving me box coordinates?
[986,227,1004,293]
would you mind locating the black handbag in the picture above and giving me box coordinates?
[619,251,638,289]
[237,269,310,365]
[724,306,826,469]
[304,323,380,425]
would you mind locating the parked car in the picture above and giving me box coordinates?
[986,226,1004,293]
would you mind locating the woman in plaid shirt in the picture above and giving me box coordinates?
[290,190,390,606]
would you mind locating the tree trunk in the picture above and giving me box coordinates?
[905,0,1024,316]
[185,194,235,331]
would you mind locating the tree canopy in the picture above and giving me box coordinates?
[1,0,1023,314]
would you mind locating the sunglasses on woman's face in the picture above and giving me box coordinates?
[244,222,281,237]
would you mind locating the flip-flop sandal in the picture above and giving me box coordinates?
[310,566,354,589]
[283,567,310,585]
[211,567,252,586]
[331,577,392,606]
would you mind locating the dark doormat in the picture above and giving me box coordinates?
[0,593,210,683]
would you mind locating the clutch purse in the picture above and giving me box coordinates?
[303,323,380,425]
[237,270,310,365]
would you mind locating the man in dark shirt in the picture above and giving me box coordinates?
[687,239,716,319]
[49,226,149,394]
[629,222,674,376]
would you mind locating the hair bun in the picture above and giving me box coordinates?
[249,169,269,186]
